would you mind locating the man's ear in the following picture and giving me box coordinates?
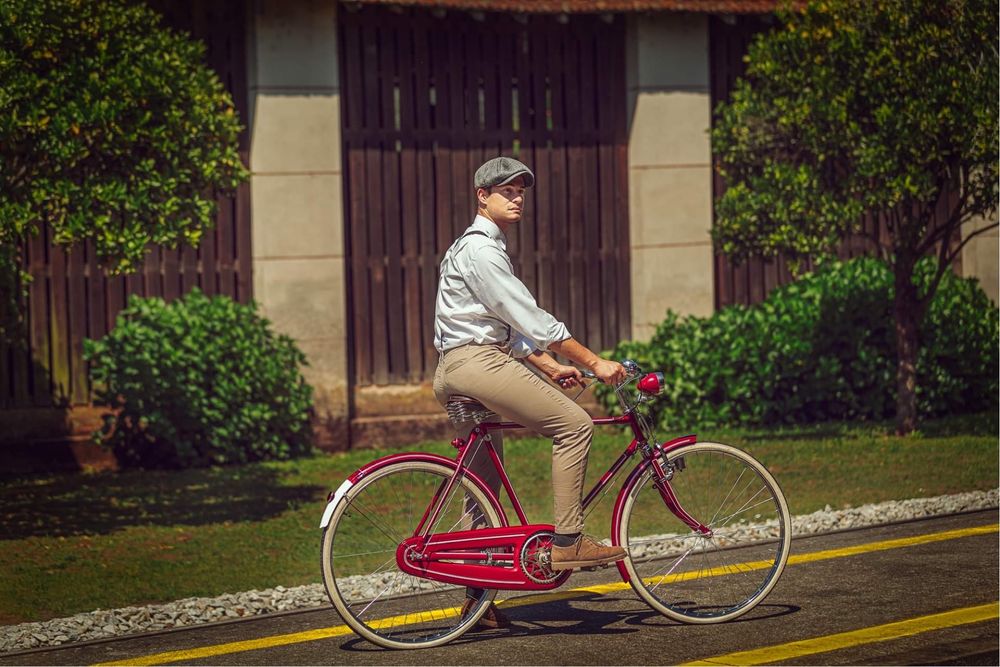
[476,187,489,206]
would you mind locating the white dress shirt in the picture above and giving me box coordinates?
[433,215,571,358]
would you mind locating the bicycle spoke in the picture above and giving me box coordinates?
[708,466,746,526]
[711,493,775,531]
[331,547,397,560]
[343,497,405,545]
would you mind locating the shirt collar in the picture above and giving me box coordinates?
[471,215,506,248]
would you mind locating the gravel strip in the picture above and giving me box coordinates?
[2,488,996,654]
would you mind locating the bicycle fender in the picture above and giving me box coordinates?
[610,434,697,582]
[319,478,354,529]
[319,452,509,529]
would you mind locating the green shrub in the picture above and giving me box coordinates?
[601,257,998,430]
[84,289,313,468]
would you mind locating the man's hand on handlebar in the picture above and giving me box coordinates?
[592,358,626,385]
[550,364,584,389]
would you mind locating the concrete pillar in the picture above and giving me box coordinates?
[247,0,348,448]
[626,13,715,341]
[961,214,999,305]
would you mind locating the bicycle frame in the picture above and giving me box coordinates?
[396,408,711,590]
[428,415,701,532]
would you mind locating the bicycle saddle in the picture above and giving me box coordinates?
[445,395,499,426]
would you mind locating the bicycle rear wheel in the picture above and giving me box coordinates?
[321,459,503,649]
[617,442,790,624]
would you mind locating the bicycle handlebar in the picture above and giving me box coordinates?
[578,358,643,384]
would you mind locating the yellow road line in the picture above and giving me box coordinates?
[93,626,355,667]
[92,523,998,666]
[682,602,999,665]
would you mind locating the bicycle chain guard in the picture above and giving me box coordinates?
[396,524,572,591]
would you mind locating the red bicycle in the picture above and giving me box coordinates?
[320,360,790,649]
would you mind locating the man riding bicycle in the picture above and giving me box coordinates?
[432,156,629,628]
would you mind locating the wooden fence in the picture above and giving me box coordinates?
[0,0,250,409]
[340,6,631,386]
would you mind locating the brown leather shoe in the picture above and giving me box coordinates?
[460,598,510,630]
[550,535,627,571]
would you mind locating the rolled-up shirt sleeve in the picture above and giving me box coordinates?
[509,331,537,359]
[465,243,571,351]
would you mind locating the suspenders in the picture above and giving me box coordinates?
[440,228,513,346]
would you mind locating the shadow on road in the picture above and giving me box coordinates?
[334,593,801,652]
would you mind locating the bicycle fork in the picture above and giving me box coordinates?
[646,442,713,537]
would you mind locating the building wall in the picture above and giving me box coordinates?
[961,214,999,305]
[247,0,350,448]
[625,13,715,342]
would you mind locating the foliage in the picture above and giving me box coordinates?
[0,0,248,341]
[599,258,999,429]
[83,290,314,468]
[712,0,998,265]
[710,0,999,432]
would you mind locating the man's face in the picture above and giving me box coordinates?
[478,175,527,225]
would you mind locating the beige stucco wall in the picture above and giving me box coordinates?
[960,214,999,306]
[248,0,349,447]
[626,13,715,342]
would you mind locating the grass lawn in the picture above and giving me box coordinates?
[0,412,996,625]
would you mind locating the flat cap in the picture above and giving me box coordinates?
[474,156,535,189]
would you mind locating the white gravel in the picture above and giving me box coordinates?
[1,488,996,654]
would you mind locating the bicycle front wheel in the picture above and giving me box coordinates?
[321,459,504,649]
[617,442,790,624]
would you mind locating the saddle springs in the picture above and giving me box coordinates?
[445,395,499,427]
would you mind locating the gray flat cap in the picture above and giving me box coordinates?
[474,156,535,189]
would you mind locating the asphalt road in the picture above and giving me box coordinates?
[3,510,998,666]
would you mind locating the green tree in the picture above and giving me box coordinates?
[711,0,998,434]
[0,0,248,342]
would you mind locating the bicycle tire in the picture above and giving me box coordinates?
[616,441,791,624]
[321,459,504,649]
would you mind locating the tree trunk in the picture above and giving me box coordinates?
[893,257,920,435]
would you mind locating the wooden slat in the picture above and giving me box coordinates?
[599,22,618,335]
[397,23,425,382]
[27,232,51,405]
[198,222,217,297]
[513,24,537,294]
[235,168,252,304]
[144,245,162,298]
[564,26,586,343]
[381,21,407,383]
[217,197,236,298]
[431,27,454,256]
[414,23,439,377]
[611,18,631,335]
[547,24,571,334]
[67,247,88,404]
[577,24,602,349]
[48,242,70,404]
[13,267,31,405]
[85,239,107,346]
[365,23,389,385]
[162,244,180,302]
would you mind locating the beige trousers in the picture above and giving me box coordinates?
[432,343,593,534]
